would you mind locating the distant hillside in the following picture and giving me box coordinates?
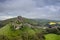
[34,19,60,22]
[33,19,60,26]
[0,16,60,28]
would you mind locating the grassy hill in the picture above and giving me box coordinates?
[0,23,45,40]
[0,16,60,40]
[0,16,39,28]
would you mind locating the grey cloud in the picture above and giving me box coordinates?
[34,0,60,7]
[0,0,60,20]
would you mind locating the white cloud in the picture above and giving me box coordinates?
[0,16,15,20]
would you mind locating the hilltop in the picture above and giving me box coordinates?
[0,16,45,40]
[0,16,39,28]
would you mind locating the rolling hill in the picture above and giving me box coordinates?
[0,16,60,40]
[0,16,60,28]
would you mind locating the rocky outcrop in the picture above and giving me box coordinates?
[17,16,24,23]
[12,22,23,30]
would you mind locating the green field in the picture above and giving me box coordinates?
[45,34,60,40]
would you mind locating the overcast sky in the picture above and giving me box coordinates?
[0,0,60,20]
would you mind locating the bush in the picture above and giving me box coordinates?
[46,28,60,34]
[0,35,9,40]
[46,28,58,34]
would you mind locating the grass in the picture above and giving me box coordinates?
[1,23,60,40]
[45,34,60,40]
[0,23,37,40]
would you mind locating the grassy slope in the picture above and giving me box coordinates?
[0,23,36,39]
[45,34,60,40]
[0,24,11,35]
[0,23,42,36]
[0,24,60,40]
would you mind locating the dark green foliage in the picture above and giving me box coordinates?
[45,28,60,35]
[21,32,28,40]
[0,35,9,40]
[21,31,45,40]
[57,27,60,30]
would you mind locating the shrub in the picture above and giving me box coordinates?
[0,35,9,40]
